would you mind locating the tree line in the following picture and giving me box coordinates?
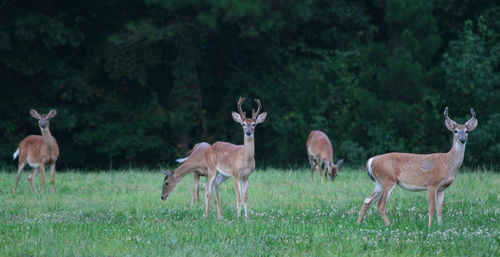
[1,0,499,169]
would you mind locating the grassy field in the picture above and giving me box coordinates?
[0,168,499,256]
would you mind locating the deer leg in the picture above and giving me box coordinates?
[13,162,26,193]
[214,183,221,213]
[27,168,38,193]
[436,190,445,225]
[204,172,217,219]
[316,160,323,182]
[241,179,250,221]
[191,174,200,207]
[308,155,315,180]
[39,164,46,193]
[213,174,229,217]
[427,187,437,228]
[195,175,200,204]
[49,163,56,192]
[215,181,224,220]
[214,173,230,220]
[202,181,215,207]
[234,176,242,218]
[357,181,382,224]
[377,183,396,226]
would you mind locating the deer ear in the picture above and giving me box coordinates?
[443,107,456,132]
[162,170,171,176]
[47,109,57,118]
[30,109,40,119]
[445,118,456,132]
[465,108,478,131]
[232,111,242,123]
[336,159,344,168]
[256,112,267,124]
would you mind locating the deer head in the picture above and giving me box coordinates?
[30,109,57,130]
[444,107,478,145]
[327,159,344,181]
[161,169,175,200]
[231,97,267,138]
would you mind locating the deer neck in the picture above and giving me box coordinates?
[172,165,196,183]
[446,137,466,172]
[243,136,255,162]
[41,128,57,152]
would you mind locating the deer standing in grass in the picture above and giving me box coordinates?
[204,97,267,220]
[357,107,478,228]
[161,142,211,206]
[13,109,59,193]
[306,130,344,182]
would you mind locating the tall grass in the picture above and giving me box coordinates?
[0,169,499,256]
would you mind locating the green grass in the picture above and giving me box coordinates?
[0,168,499,256]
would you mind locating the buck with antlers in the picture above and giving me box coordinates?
[357,107,478,228]
[13,109,59,193]
[161,142,211,206]
[306,130,344,182]
[203,97,267,220]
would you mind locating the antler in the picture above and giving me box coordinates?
[252,98,262,119]
[443,106,449,118]
[237,97,247,119]
[465,108,478,127]
[470,108,476,118]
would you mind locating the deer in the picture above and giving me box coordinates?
[175,143,209,206]
[306,130,344,182]
[13,109,59,193]
[357,107,478,228]
[161,142,212,206]
[203,97,267,220]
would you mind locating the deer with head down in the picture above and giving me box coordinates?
[306,130,344,182]
[161,142,212,206]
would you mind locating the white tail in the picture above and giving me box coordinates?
[306,130,344,182]
[203,97,267,220]
[13,109,59,193]
[175,156,189,163]
[357,107,478,228]
[13,148,19,160]
[161,142,211,207]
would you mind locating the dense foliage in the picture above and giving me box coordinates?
[1,0,499,169]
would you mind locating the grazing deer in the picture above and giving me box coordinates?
[204,97,267,220]
[175,144,209,206]
[357,107,478,228]
[13,109,59,193]
[306,130,344,182]
[161,142,212,206]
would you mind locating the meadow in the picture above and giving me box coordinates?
[0,168,499,256]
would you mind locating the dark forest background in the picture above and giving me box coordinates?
[1,0,499,170]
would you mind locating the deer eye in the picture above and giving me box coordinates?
[454,129,458,133]
[251,123,256,127]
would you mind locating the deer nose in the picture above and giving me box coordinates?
[161,195,165,200]
[460,139,466,144]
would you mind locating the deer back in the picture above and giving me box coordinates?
[307,131,333,162]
